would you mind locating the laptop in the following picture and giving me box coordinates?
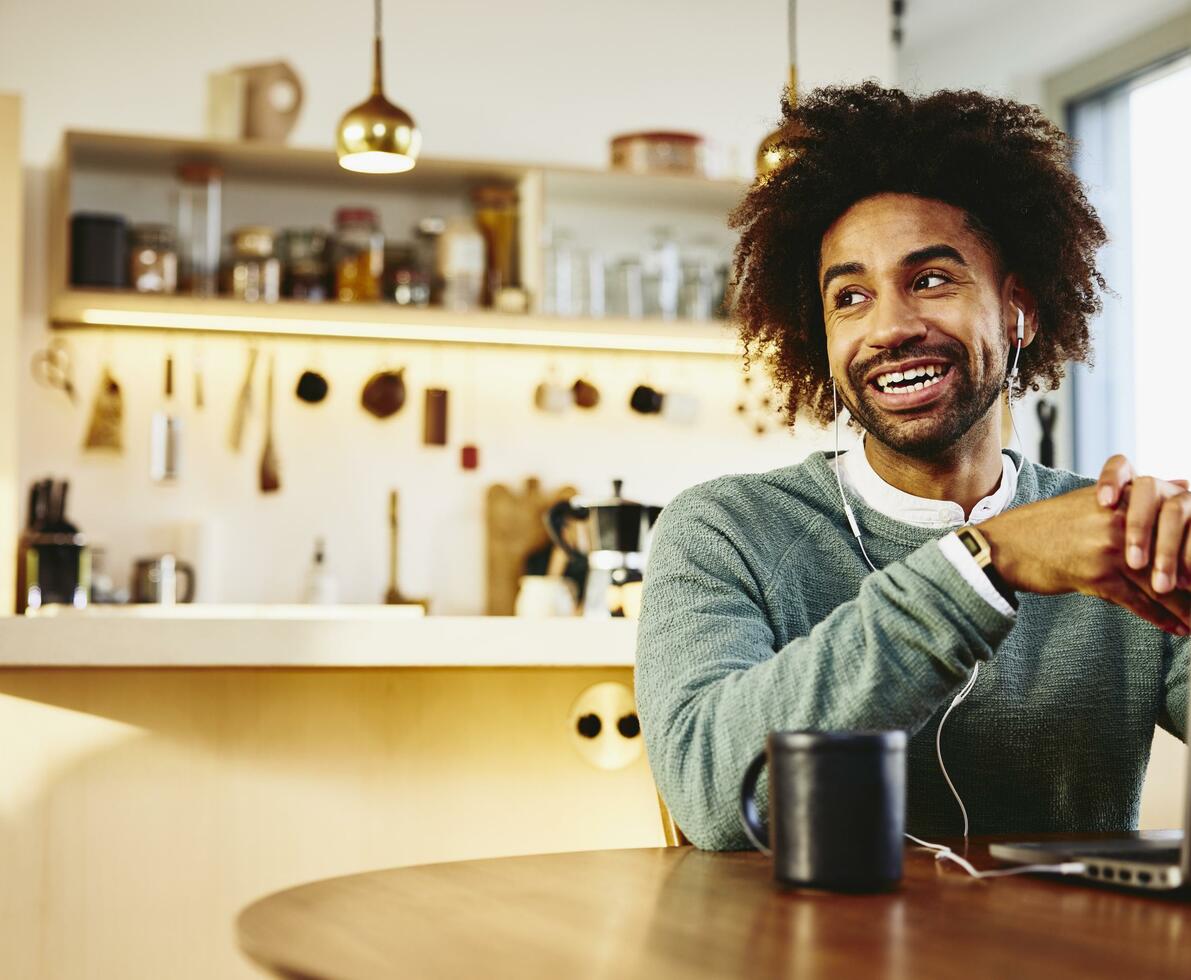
[989,698,1190,892]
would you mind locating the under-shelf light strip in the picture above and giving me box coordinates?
[76,307,735,355]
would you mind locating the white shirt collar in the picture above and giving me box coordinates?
[837,435,1018,528]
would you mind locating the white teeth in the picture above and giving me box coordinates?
[876,369,947,395]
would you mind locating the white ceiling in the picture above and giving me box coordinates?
[900,0,1191,98]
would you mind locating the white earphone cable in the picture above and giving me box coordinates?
[904,833,1086,879]
[830,305,1027,854]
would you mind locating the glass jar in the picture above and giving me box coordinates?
[281,228,330,301]
[413,217,445,306]
[471,185,518,306]
[437,215,485,312]
[230,226,281,303]
[333,207,384,302]
[383,243,430,306]
[129,224,178,294]
[175,162,222,297]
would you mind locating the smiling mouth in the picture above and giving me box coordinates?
[869,363,952,396]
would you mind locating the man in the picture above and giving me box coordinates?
[635,83,1190,850]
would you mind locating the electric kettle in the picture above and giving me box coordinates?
[545,479,662,617]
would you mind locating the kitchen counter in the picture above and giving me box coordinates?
[0,607,655,979]
[0,606,639,667]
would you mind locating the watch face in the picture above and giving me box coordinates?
[960,530,981,557]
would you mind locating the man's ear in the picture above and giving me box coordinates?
[1004,276,1039,349]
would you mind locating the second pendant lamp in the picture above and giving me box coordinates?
[336,0,422,174]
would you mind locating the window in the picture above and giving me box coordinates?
[1068,54,1191,477]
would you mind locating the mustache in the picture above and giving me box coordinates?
[848,340,968,388]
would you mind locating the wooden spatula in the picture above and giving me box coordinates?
[259,355,280,493]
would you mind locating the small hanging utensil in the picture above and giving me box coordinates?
[150,355,182,483]
[361,367,406,419]
[31,337,77,404]
[1036,399,1058,468]
[193,343,205,410]
[384,489,404,604]
[259,354,281,493]
[228,346,259,452]
[82,364,124,452]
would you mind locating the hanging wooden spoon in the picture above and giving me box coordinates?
[260,354,281,493]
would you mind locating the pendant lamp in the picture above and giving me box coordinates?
[755,0,803,180]
[336,0,421,174]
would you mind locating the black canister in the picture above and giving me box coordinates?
[739,730,906,892]
[70,212,129,288]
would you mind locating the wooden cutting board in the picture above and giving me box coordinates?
[485,477,576,616]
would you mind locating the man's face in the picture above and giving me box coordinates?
[818,193,1015,458]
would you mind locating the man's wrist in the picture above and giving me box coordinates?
[955,525,1019,610]
[974,519,1021,593]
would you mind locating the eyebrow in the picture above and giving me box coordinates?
[820,244,969,297]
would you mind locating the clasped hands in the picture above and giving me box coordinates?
[980,454,1191,636]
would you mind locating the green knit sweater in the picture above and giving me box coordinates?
[635,450,1189,850]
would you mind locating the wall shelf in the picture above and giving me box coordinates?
[50,289,740,355]
[50,130,748,356]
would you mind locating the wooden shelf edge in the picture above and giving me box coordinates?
[50,290,742,356]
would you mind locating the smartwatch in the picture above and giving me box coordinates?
[955,525,1018,611]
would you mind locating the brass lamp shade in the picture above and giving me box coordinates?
[755,127,792,180]
[336,5,420,175]
[337,91,421,174]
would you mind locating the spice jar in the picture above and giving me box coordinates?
[129,224,178,294]
[230,226,281,303]
[333,207,383,302]
[281,228,330,300]
[471,185,519,307]
[383,243,430,307]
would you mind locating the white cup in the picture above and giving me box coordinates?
[514,575,578,617]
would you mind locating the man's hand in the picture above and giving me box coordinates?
[980,486,1191,636]
[1095,455,1191,593]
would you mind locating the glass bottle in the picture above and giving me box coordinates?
[471,185,519,307]
[175,162,222,297]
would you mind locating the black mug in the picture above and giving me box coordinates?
[739,730,906,892]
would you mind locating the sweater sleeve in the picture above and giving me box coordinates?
[1159,633,1189,741]
[634,492,1016,850]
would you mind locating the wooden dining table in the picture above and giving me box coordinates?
[237,836,1191,979]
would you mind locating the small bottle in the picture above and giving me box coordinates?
[302,538,339,605]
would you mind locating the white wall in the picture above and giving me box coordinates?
[1,0,859,610]
[4,0,1173,608]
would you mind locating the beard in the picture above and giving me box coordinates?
[839,337,1006,460]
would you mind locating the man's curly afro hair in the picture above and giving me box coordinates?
[729,82,1107,429]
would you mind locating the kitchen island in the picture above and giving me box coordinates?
[0,610,658,979]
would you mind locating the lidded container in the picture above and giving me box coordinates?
[383,243,430,306]
[230,226,281,303]
[129,223,177,294]
[437,215,485,312]
[281,228,330,300]
[175,162,222,297]
[333,207,384,302]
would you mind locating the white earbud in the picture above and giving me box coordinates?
[1008,305,1024,386]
